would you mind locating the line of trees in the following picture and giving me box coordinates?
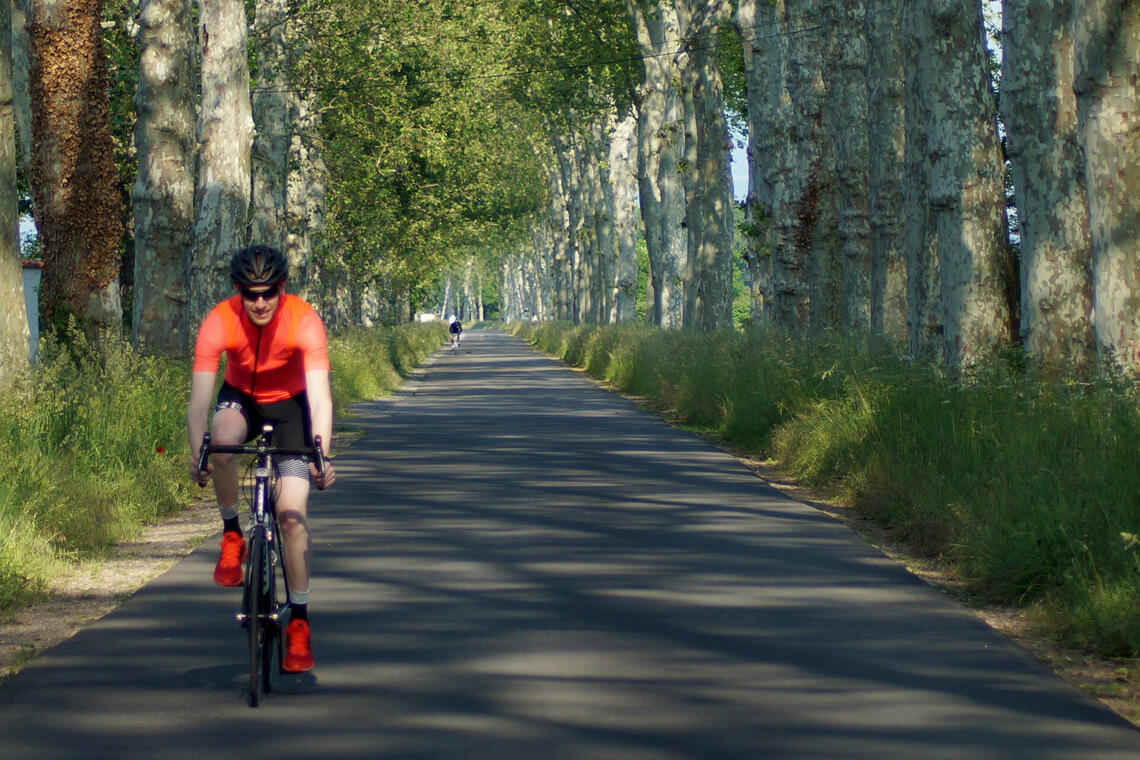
[500,0,739,332]
[0,1,1134,383]
[0,0,321,371]
[0,0,553,384]
[500,0,1140,374]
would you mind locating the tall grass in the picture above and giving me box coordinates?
[0,321,447,616]
[511,321,1140,660]
[0,330,193,613]
[327,322,447,404]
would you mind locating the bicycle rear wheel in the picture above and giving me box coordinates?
[245,528,266,707]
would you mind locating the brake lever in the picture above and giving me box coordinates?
[196,432,212,487]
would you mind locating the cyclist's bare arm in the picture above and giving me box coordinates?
[305,369,336,489]
[187,370,218,485]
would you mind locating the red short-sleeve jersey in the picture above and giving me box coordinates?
[192,294,330,403]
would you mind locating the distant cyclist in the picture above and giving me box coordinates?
[187,245,336,673]
[449,314,463,350]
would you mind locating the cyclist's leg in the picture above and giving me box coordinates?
[210,410,247,508]
[210,384,253,512]
[209,390,252,585]
[261,392,314,604]
[276,469,315,672]
[275,474,312,595]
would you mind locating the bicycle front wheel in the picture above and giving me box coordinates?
[246,529,267,707]
[260,535,283,695]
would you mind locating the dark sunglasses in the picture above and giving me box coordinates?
[239,283,282,302]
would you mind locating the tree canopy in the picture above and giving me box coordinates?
[292,0,616,307]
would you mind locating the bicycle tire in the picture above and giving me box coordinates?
[260,617,276,694]
[246,528,266,707]
[260,536,281,695]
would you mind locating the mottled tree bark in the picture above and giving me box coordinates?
[908,0,1013,367]
[10,1,32,218]
[690,27,735,331]
[757,0,820,334]
[553,132,583,322]
[1003,0,1095,370]
[865,0,908,342]
[825,0,871,333]
[681,52,701,329]
[461,255,481,322]
[28,0,123,336]
[626,0,687,328]
[501,257,515,322]
[1074,0,1140,369]
[779,0,837,335]
[633,89,662,326]
[0,0,27,381]
[288,88,326,301]
[528,217,556,320]
[763,0,808,331]
[534,243,554,320]
[608,110,639,324]
[131,0,195,355]
[662,0,734,331]
[903,3,940,360]
[518,224,540,322]
[590,118,618,324]
[250,0,295,254]
[564,128,596,323]
[311,258,350,330]
[543,139,574,321]
[501,255,519,322]
[581,130,601,324]
[354,284,380,327]
[438,274,452,321]
[190,0,253,323]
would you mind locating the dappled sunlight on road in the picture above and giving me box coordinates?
[301,332,1140,759]
[0,331,1137,759]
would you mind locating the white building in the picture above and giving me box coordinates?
[22,259,40,361]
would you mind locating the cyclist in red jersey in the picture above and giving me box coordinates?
[187,245,336,673]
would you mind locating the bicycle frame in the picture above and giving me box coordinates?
[243,443,287,705]
[197,424,323,706]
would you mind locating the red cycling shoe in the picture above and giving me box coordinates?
[212,531,246,587]
[283,619,314,673]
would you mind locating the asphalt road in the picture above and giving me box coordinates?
[1,329,1138,759]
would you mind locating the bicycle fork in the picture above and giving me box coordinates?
[237,527,280,626]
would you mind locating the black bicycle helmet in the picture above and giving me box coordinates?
[229,245,288,287]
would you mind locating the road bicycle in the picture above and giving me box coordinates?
[197,425,325,707]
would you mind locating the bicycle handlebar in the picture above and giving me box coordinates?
[197,431,325,477]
